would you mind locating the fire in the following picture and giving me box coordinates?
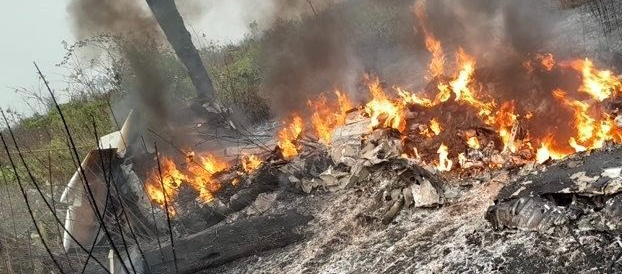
[537,53,555,71]
[414,1,445,79]
[309,91,352,143]
[436,143,453,172]
[535,137,569,164]
[186,154,229,203]
[467,136,480,149]
[241,154,262,173]
[336,90,352,115]
[140,3,622,218]
[144,157,188,215]
[364,77,406,132]
[145,157,186,215]
[278,114,304,158]
[145,152,230,213]
[429,118,442,136]
[487,101,518,153]
[396,87,433,107]
[571,58,621,101]
[437,49,494,116]
[553,89,622,152]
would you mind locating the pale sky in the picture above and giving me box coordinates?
[0,0,276,115]
[0,0,74,114]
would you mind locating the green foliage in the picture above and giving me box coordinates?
[203,40,271,122]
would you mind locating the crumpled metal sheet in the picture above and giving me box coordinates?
[488,147,622,232]
[329,138,362,167]
[486,196,569,231]
[289,123,446,226]
[495,149,622,201]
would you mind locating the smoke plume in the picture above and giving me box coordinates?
[66,0,603,129]
[256,0,595,119]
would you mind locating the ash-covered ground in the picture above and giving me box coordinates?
[203,163,622,274]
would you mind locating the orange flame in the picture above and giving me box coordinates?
[436,143,453,172]
[145,157,186,215]
[487,101,518,152]
[241,154,262,173]
[278,114,304,159]
[553,88,622,152]
[145,152,230,213]
[535,136,569,164]
[309,91,352,143]
[414,1,445,79]
[186,154,229,203]
[437,49,495,116]
[429,118,442,136]
[396,87,433,107]
[467,136,480,149]
[364,78,406,132]
[571,58,621,101]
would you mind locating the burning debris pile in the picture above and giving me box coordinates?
[110,3,622,271]
[55,1,622,273]
[115,44,622,271]
[139,44,622,218]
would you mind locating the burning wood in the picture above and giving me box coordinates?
[116,40,622,272]
[143,152,230,214]
[277,114,305,159]
[240,154,263,173]
[308,91,352,144]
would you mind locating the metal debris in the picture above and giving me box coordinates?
[487,196,569,231]
[488,147,622,232]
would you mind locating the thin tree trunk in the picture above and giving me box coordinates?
[146,0,216,102]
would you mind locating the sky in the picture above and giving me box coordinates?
[0,0,74,114]
[0,0,275,115]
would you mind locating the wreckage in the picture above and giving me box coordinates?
[487,147,622,232]
[55,4,622,272]
[59,54,622,273]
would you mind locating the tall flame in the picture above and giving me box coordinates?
[309,91,352,143]
[145,157,187,215]
[553,89,622,152]
[429,118,442,136]
[571,58,621,101]
[142,4,622,214]
[414,1,445,79]
[364,77,406,132]
[487,101,518,152]
[278,114,304,159]
[436,49,494,116]
[436,143,453,172]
